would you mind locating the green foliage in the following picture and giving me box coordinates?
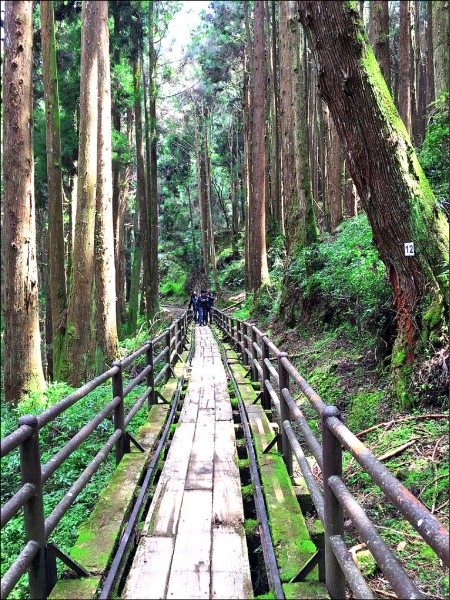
[419,94,449,217]
[346,391,384,431]
[286,214,390,330]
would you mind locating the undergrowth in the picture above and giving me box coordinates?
[1,318,172,598]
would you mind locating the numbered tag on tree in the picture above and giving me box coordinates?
[404,242,415,256]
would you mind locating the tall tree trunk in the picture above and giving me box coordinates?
[116,108,133,335]
[329,116,344,231]
[95,0,118,371]
[369,1,391,91]
[425,0,435,110]
[432,0,449,98]
[270,0,282,232]
[148,0,159,318]
[292,11,318,246]
[279,0,298,254]
[243,1,252,291]
[297,1,449,403]
[61,1,100,385]
[204,129,219,291]
[3,1,46,403]
[249,0,269,292]
[41,0,67,378]
[111,2,122,287]
[67,169,77,294]
[133,54,150,324]
[128,207,141,333]
[399,1,412,134]
[409,2,419,145]
[194,108,209,280]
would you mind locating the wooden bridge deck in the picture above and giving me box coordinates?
[123,325,252,600]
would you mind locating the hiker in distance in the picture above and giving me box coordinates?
[188,290,199,324]
[197,289,210,326]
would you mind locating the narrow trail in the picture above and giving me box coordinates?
[123,325,252,600]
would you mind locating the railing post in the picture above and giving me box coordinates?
[146,342,155,407]
[261,335,271,411]
[236,320,243,362]
[112,361,128,464]
[230,317,235,347]
[277,353,293,477]
[18,415,48,599]
[165,328,171,384]
[321,406,345,599]
[242,322,248,366]
[251,327,258,382]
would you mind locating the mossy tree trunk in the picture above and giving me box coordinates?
[3,1,46,403]
[60,1,100,385]
[297,1,449,403]
[291,4,318,247]
[95,0,118,371]
[128,208,141,334]
[41,0,67,380]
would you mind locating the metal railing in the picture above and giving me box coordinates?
[1,311,190,600]
[214,308,449,600]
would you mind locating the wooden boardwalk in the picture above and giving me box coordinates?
[123,325,252,600]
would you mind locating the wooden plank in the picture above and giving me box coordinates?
[213,461,244,527]
[214,421,237,463]
[123,537,174,599]
[166,532,211,599]
[211,526,252,600]
[177,490,213,533]
[185,460,213,490]
[146,477,186,536]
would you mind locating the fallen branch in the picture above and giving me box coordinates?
[356,414,448,438]
[434,499,449,513]
[224,298,246,311]
[371,588,398,598]
[374,525,422,540]
[377,438,419,461]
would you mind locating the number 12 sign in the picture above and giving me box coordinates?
[404,242,415,256]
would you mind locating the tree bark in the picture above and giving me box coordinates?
[432,0,449,98]
[61,0,100,385]
[133,54,149,325]
[41,0,67,378]
[194,107,209,279]
[148,0,159,318]
[204,128,219,291]
[95,0,118,370]
[399,0,412,134]
[297,1,449,402]
[243,2,252,291]
[425,0,435,109]
[369,1,391,91]
[3,1,46,403]
[279,0,298,253]
[249,0,269,291]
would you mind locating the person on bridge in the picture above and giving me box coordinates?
[188,290,199,324]
[204,288,215,325]
[197,289,209,326]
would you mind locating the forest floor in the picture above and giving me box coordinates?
[266,314,449,599]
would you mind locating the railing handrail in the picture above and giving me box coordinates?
[213,307,449,600]
[1,310,191,600]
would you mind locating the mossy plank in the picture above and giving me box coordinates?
[49,577,101,599]
[282,581,329,599]
[69,453,145,572]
